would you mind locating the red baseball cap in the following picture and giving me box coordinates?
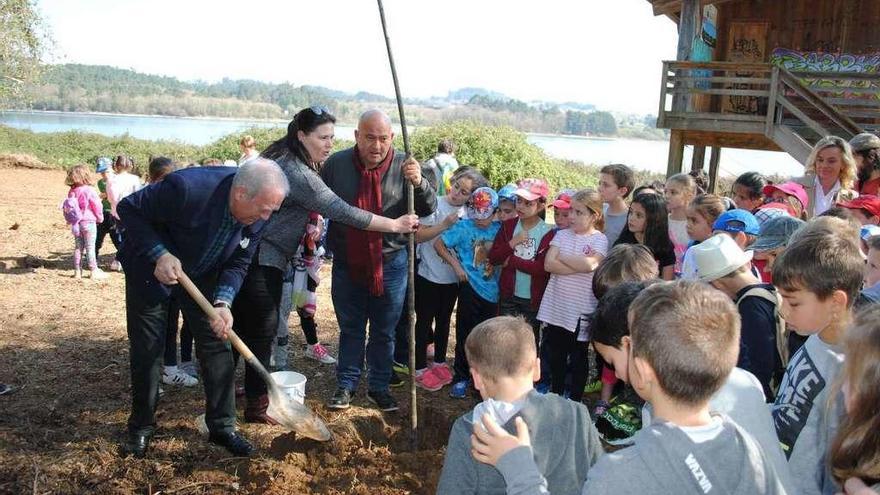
[514,178,549,202]
[551,189,575,209]
[763,182,809,210]
[838,195,880,218]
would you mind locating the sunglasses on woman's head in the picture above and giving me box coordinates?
[309,105,330,115]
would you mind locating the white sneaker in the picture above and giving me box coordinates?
[305,343,337,364]
[162,366,199,387]
[90,268,109,280]
[180,360,199,378]
[110,260,123,272]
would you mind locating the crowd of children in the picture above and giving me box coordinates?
[431,135,880,495]
[59,131,880,494]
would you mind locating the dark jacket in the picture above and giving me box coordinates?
[320,147,437,261]
[117,167,264,305]
[488,218,555,310]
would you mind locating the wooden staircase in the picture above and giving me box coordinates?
[657,60,880,173]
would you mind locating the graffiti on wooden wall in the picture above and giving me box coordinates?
[770,48,880,101]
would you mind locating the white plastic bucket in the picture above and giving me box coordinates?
[271,371,306,405]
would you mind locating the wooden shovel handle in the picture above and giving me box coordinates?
[177,272,255,361]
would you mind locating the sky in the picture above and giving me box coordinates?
[35,0,679,115]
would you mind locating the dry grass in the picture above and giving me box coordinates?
[0,168,474,494]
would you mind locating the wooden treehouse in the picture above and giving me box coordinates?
[649,0,880,190]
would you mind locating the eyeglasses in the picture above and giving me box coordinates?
[309,105,330,116]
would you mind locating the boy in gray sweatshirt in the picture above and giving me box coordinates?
[472,282,787,495]
[769,221,864,495]
[436,316,603,495]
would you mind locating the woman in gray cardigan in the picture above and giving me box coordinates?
[231,106,419,423]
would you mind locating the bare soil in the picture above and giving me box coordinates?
[0,167,476,494]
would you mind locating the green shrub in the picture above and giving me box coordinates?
[1,122,671,197]
[407,120,598,194]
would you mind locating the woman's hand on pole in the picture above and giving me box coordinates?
[393,214,420,233]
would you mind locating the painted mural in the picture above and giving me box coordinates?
[770,48,880,101]
[770,49,880,74]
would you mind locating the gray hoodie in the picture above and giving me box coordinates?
[494,414,788,495]
[437,390,603,495]
[582,415,788,495]
[643,368,795,493]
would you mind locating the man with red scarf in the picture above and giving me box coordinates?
[321,109,437,411]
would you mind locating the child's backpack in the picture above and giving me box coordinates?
[61,192,83,236]
[737,286,789,394]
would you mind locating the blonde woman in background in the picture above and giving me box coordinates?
[794,136,858,218]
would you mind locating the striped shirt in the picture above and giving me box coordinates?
[537,229,608,336]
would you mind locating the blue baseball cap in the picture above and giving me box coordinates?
[713,209,760,236]
[497,183,517,202]
[95,157,112,173]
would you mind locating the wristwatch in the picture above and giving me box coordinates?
[213,301,231,310]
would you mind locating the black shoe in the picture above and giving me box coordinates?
[208,431,255,457]
[367,390,399,412]
[327,387,352,410]
[389,371,405,388]
[120,432,152,458]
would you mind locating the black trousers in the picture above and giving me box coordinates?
[126,273,235,436]
[232,263,283,399]
[499,296,540,351]
[164,296,193,366]
[545,324,590,402]
[95,211,120,255]
[452,283,498,382]
[414,275,459,370]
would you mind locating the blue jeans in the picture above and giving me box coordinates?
[332,249,408,393]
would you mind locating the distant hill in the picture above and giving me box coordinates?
[11,64,665,139]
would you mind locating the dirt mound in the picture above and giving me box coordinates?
[0,153,53,170]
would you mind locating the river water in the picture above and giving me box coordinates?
[0,110,804,178]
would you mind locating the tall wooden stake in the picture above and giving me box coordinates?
[376,0,418,450]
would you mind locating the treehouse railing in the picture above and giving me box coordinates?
[657,60,878,164]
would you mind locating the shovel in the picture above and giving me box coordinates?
[177,272,332,442]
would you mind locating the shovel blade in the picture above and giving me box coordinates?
[266,387,332,441]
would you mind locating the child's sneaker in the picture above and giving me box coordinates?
[389,370,405,388]
[449,379,470,399]
[392,361,410,374]
[162,366,198,387]
[90,268,109,280]
[426,343,435,360]
[110,259,123,272]
[304,343,336,364]
[429,363,453,385]
[74,269,82,279]
[180,360,199,378]
[414,368,444,392]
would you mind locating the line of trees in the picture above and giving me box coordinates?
[9,63,666,139]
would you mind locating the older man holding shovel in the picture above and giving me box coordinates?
[116,158,288,458]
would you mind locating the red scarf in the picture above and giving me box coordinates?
[346,146,394,296]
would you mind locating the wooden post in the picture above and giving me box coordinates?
[708,146,722,193]
[672,0,701,113]
[691,145,706,173]
[667,130,685,177]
